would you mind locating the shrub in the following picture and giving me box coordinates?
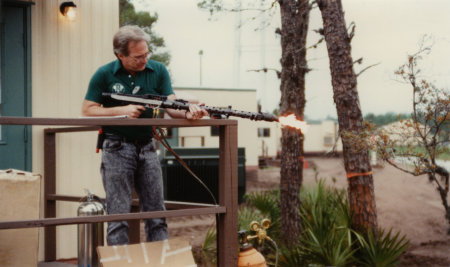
[198,180,409,267]
[294,180,355,267]
[354,228,409,267]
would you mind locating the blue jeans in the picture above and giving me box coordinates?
[101,137,168,245]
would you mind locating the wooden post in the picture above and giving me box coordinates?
[217,124,238,266]
[128,192,141,243]
[44,131,57,261]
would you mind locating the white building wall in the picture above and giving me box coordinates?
[173,87,342,164]
[304,123,323,152]
[174,87,260,166]
[31,0,119,260]
[304,120,341,153]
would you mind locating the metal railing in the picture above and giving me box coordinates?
[0,117,238,266]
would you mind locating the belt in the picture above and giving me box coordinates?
[104,133,152,146]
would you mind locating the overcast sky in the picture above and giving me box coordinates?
[132,0,450,120]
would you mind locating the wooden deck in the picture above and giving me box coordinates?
[0,117,239,266]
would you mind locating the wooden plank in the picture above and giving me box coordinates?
[44,126,100,133]
[0,207,226,229]
[44,131,56,261]
[217,124,238,266]
[164,201,218,210]
[2,1,35,6]
[129,205,141,243]
[0,117,237,127]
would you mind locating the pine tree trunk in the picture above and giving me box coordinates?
[318,0,378,231]
[278,0,310,246]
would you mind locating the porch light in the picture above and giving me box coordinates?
[60,1,77,20]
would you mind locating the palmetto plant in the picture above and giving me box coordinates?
[294,181,356,267]
[354,228,409,267]
[281,180,409,267]
[199,180,409,267]
[243,190,283,266]
[277,245,307,267]
[238,206,264,232]
[200,225,217,266]
[244,190,282,241]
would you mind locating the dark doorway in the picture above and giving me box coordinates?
[0,2,32,171]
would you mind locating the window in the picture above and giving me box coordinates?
[258,128,270,137]
[324,136,333,146]
[210,126,220,136]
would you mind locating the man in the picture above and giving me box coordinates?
[82,25,207,245]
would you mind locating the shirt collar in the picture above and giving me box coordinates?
[112,59,155,75]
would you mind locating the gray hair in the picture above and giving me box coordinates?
[113,25,150,56]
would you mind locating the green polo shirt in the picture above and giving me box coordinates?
[85,59,174,140]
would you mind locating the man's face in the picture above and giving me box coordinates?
[118,40,150,75]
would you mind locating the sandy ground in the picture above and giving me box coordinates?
[152,157,449,266]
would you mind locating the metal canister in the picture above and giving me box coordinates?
[238,230,267,267]
[77,191,105,267]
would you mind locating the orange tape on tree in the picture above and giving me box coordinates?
[346,171,373,179]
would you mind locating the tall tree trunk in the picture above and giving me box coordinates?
[318,0,378,231]
[278,0,310,246]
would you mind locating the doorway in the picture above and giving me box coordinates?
[0,2,32,171]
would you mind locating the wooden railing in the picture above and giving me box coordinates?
[0,117,238,266]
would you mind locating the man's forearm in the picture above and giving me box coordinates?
[166,108,187,119]
[165,94,188,119]
[82,99,145,118]
[82,105,127,117]
[165,94,206,119]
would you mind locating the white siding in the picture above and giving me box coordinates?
[304,120,342,153]
[31,0,119,260]
[173,88,344,165]
[174,87,261,166]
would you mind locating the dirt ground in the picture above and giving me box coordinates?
[162,157,450,266]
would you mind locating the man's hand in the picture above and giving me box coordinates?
[121,104,146,118]
[165,94,208,120]
[186,104,209,120]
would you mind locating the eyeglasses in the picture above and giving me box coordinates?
[129,52,151,62]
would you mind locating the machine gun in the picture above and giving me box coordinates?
[102,93,279,122]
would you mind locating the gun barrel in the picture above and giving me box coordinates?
[265,115,279,122]
[202,106,279,122]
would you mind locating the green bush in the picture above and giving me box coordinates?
[200,225,217,266]
[244,190,282,243]
[199,180,409,267]
[293,181,355,267]
[354,228,409,267]
[281,180,409,267]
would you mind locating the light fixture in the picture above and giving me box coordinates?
[60,1,77,21]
